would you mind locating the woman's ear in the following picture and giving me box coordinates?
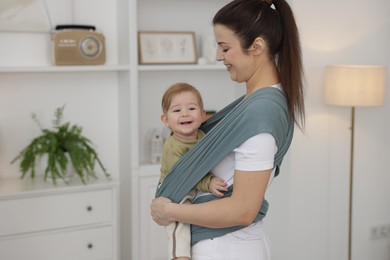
[251,37,266,55]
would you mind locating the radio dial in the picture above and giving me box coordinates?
[80,37,100,58]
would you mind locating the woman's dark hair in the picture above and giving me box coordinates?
[213,0,305,129]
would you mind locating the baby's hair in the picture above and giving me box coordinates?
[161,83,204,114]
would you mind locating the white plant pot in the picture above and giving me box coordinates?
[39,153,74,183]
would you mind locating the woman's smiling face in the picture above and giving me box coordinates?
[214,24,255,83]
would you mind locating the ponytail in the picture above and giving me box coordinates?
[273,0,305,129]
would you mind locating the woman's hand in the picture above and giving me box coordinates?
[150,196,174,226]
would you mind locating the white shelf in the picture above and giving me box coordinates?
[138,64,225,71]
[0,65,130,73]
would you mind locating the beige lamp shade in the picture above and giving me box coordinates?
[324,65,386,107]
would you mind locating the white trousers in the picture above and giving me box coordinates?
[165,191,195,259]
[191,221,272,260]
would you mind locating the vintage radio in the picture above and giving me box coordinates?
[52,25,106,65]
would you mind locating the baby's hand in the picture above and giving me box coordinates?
[209,177,228,197]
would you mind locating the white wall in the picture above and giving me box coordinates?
[0,1,389,260]
[266,1,390,260]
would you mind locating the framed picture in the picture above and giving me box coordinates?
[138,31,197,64]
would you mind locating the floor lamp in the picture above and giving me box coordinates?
[324,65,386,260]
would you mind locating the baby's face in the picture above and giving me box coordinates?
[162,91,205,141]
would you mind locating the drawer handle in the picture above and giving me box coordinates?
[87,243,93,249]
[86,206,93,212]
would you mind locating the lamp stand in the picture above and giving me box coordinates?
[348,106,355,260]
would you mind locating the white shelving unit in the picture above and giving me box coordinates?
[127,0,241,259]
[0,0,240,259]
[0,0,125,259]
[132,0,236,168]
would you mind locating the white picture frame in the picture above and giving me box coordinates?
[138,31,197,64]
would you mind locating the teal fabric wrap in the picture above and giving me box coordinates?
[155,87,294,245]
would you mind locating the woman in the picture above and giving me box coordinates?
[151,0,305,259]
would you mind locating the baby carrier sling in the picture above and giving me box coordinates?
[155,87,294,244]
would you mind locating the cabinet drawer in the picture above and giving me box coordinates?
[0,189,112,236]
[0,226,114,260]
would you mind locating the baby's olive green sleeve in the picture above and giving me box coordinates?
[194,173,212,193]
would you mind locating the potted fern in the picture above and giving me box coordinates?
[11,105,110,185]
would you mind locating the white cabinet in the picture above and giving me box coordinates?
[0,178,118,260]
[131,168,168,260]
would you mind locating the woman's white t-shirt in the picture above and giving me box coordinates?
[196,132,278,199]
[192,132,278,260]
[193,85,282,259]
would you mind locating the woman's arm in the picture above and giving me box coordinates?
[151,168,272,228]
